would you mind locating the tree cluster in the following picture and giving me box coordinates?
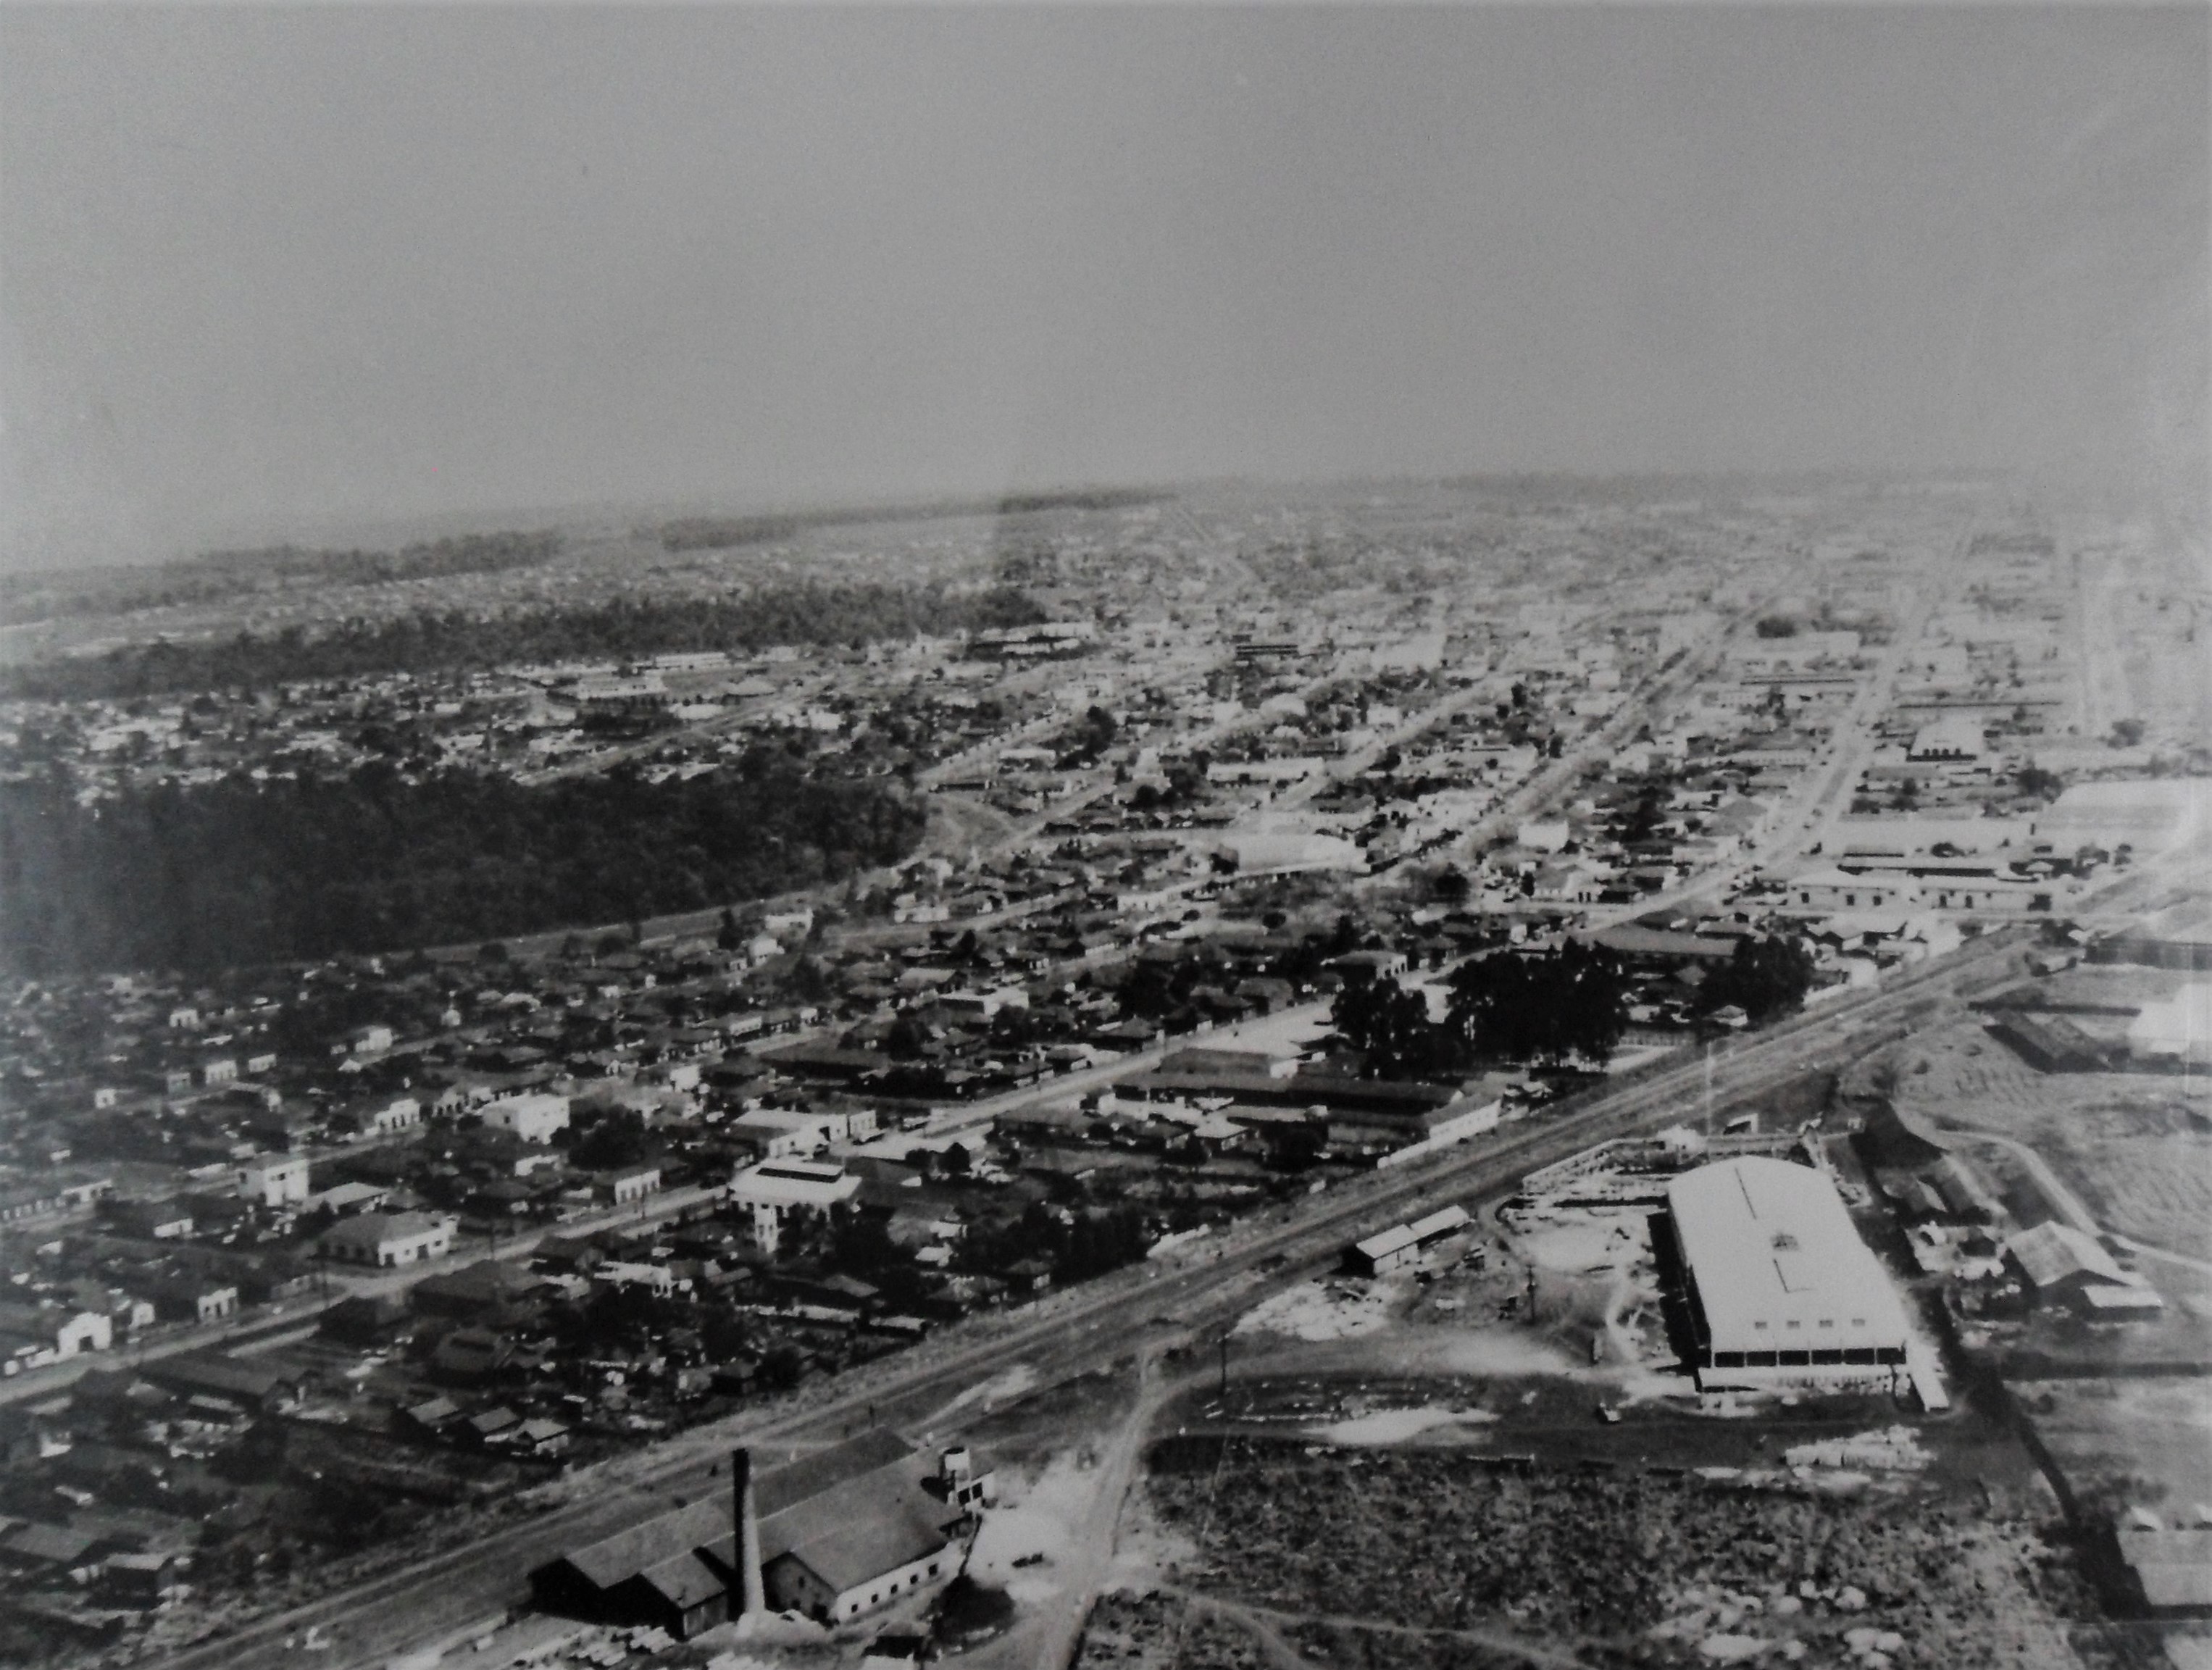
[5,582,1050,701]
[659,487,1161,553]
[1330,940,1632,1077]
[1699,933,1817,1022]
[0,759,927,973]
[962,1200,1153,1285]
[0,531,563,625]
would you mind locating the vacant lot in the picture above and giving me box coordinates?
[1136,1435,2082,1669]
[2013,1377,2212,1517]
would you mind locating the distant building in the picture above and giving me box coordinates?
[139,1351,304,1413]
[728,1160,861,1253]
[319,1211,454,1269]
[1664,1156,1911,1389]
[1343,1206,1472,1276]
[2127,985,2212,1070]
[360,1095,422,1137]
[481,1092,572,1143]
[234,1155,310,1208]
[304,1180,390,1217]
[0,1304,112,1369]
[599,1167,662,1207]
[1787,867,1919,914]
[2003,1222,2163,1314]
[1906,716,1985,761]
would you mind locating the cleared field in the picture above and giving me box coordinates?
[1135,1435,2081,1669]
[1879,1021,2212,1263]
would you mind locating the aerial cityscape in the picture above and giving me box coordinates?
[0,7,2206,1670]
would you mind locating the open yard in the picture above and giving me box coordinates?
[2012,1377,2212,1519]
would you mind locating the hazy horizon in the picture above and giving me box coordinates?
[3,4,2204,571]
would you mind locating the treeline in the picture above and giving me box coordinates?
[1332,941,1633,1077]
[4,582,1050,701]
[0,531,564,625]
[659,487,1166,552]
[0,761,927,974]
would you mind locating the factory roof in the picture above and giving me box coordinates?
[1666,1158,1908,1350]
[559,1499,730,1591]
[2004,1221,2130,1290]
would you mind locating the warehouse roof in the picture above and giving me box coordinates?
[1352,1206,1472,1265]
[2005,1222,2129,1290]
[1667,1158,1908,1350]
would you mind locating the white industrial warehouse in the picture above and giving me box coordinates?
[1666,1156,1911,1390]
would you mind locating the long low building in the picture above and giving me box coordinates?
[531,1431,991,1640]
[1343,1204,1472,1276]
[1664,1156,1911,1390]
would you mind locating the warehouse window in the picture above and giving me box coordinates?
[1778,1350,1809,1366]
[1713,1351,1745,1368]
[1851,1316,1866,1327]
[1785,1319,1801,1329]
[1877,1345,1906,1365]
[1844,1348,1875,1364]
[1753,1320,1769,1330]
[1812,1349,1843,1365]
[1819,1318,1835,1328]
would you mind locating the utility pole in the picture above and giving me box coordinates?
[1218,1333,1229,1399]
[1703,1040,1714,1137]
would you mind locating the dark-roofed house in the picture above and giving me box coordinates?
[2004,1223,2164,1313]
[533,1496,737,1640]
[138,1352,304,1413]
[530,1430,986,1640]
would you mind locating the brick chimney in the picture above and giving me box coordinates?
[731,1448,765,1617]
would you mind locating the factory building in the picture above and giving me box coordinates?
[1664,1156,1910,1390]
[531,1430,991,1640]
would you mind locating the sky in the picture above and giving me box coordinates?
[1,4,2205,568]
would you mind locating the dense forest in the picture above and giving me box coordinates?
[0,761,927,974]
[658,487,1165,552]
[0,531,564,625]
[4,582,1051,701]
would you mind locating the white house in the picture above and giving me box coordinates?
[481,1092,572,1144]
[320,1211,455,1269]
[234,1154,311,1208]
[0,1304,113,1368]
[599,1166,662,1206]
[362,1096,422,1137]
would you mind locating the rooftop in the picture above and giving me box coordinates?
[1667,1157,1909,1350]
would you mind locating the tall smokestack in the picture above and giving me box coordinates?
[732,1448,765,1619]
